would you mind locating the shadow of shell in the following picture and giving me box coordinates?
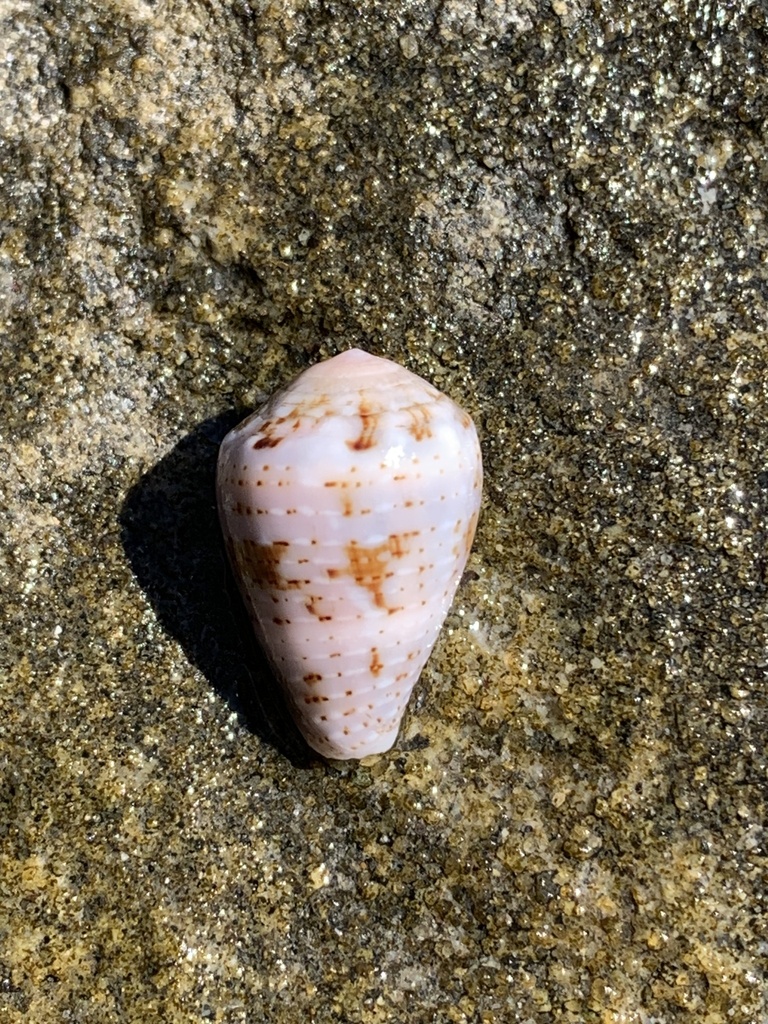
[119,411,316,768]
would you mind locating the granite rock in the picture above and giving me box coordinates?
[1,1,766,1021]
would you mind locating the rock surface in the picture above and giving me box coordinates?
[1,1,766,1021]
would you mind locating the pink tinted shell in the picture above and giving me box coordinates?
[216,348,482,759]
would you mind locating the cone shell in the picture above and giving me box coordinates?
[216,348,482,759]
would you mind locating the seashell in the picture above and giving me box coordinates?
[216,348,482,759]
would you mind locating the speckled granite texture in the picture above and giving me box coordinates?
[1,1,766,1021]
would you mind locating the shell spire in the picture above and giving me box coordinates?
[217,348,482,759]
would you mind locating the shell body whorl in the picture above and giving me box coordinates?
[216,348,482,759]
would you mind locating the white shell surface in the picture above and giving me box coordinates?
[216,348,482,759]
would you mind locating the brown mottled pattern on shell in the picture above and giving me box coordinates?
[217,349,482,759]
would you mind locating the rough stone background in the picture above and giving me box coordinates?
[1,0,767,1021]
